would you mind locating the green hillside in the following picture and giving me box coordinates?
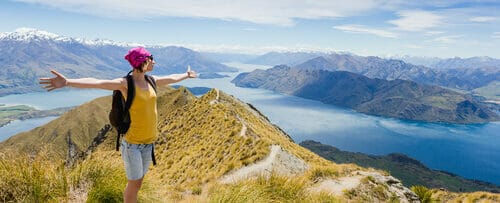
[473,81,500,101]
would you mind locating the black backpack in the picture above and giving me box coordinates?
[109,71,157,165]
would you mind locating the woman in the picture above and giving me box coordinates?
[39,47,197,203]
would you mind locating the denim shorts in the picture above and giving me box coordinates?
[121,140,153,180]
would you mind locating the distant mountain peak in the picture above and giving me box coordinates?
[0,27,66,42]
[0,27,143,47]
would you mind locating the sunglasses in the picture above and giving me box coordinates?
[147,55,154,61]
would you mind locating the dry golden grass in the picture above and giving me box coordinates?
[0,149,68,202]
[432,189,500,203]
[1,87,498,202]
[209,173,342,202]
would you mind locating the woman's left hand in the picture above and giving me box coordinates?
[187,65,197,78]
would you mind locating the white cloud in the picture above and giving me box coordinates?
[333,24,398,38]
[432,35,462,43]
[469,16,497,22]
[13,0,377,26]
[389,10,443,31]
[425,31,444,36]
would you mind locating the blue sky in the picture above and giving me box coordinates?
[1,0,499,58]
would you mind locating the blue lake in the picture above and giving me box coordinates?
[0,62,499,185]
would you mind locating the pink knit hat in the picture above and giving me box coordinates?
[124,47,152,69]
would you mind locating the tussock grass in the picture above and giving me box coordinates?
[307,165,341,182]
[0,149,68,202]
[70,151,126,202]
[0,149,161,203]
[411,185,434,203]
[432,189,500,203]
[209,174,341,202]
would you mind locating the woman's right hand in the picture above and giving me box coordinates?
[39,70,68,91]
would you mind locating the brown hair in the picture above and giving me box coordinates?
[136,60,148,73]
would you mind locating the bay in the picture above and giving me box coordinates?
[0,116,58,141]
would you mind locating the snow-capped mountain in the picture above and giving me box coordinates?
[0,28,236,96]
[0,27,143,47]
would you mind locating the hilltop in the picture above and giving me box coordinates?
[0,87,498,202]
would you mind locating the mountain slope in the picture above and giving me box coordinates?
[300,140,500,193]
[0,87,424,202]
[232,65,499,123]
[0,96,112,162]
[0,28,236,96]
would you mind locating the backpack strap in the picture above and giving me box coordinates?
[145,75,157,93]
[151,144,157,166]
[145,74,157,166]
[116,71,135,151]
[124,73,135,114]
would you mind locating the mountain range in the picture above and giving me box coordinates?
[232,65,499,123]
[295,53,499,91]
[229,51,498,97]
[0,28,237,96]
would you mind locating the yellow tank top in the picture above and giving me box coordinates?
[124,83,157,144]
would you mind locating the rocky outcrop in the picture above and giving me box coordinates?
[66,124,111,166]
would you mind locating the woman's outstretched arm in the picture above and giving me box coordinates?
[39,70,125,91]
[153,65,197,86]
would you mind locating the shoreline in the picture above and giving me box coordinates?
[0,105,73,128]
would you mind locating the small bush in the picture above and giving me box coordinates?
[411,185,434,203]
[308,166,339,181]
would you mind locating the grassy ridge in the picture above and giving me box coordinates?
[1,87,498,202]
[150,88,357,191]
